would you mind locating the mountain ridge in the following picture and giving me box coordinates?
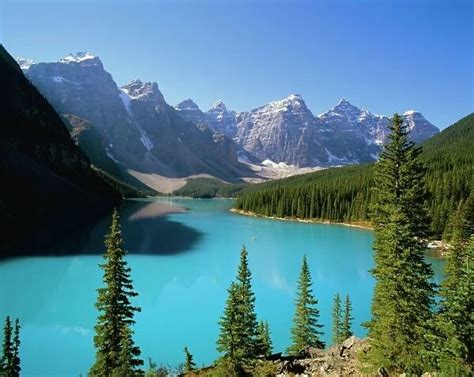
[175,94,439,166]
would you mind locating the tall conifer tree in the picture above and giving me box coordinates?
[235,245,258,360]
[11,319,20,377]
[288,255,325,354]
[217,282,240,361]
[183,346,196,373]
[217,246,258,363]
[255,321,273,356]
[90,209,143,376]
[1,316,13,375]
[341,294,353,340]
[332,293,342,345]
[365,114,435,374]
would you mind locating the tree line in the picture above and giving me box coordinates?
[235,113,474,240]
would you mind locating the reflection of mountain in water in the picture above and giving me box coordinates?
[2,199,203,258]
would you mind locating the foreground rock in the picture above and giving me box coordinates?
[271,336,369,376]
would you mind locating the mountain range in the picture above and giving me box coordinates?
[175,95,439,167]
[17,52,439,191]
[19,52,250,192]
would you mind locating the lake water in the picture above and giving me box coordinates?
[0,198,445,376]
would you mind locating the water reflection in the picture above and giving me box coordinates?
[2,199,203,258]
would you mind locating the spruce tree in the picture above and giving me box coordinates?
[288,255,325,355]
[426,235,473,375]
[217,282,240,361]
[235,245,258,360]
[90,209,143,376]
[332,293,342,345]
[217,246,258,363]
[1,316,13,375]
[183,346,196,373]
[341,294,353,340]
[365,114,435,374]
[255,321,272,356]
[11,319,20,377]
[263,321,273,356]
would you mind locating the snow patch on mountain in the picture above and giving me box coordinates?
[15,57,34,70]
[59,52,96,63]
[262,159,291,169]
[119,89,132,115]
[118,87,154,151]
[51,76,82,86]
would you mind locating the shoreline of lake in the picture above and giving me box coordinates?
[230,208,374,230]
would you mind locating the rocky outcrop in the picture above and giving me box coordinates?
[265,336,370,376]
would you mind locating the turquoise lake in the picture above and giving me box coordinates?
[0,198,445,377]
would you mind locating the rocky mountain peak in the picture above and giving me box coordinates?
[175,99,201,111]
[331,97,363,113]
[59,52,101,66]
[262,94,310,115]
[403,110,421,117]
[121,79,165,103]
[210,100,228,111]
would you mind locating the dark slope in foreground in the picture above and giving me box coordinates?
[234,114,474,239]
[0,45,122,256]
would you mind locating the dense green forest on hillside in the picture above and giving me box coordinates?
[235,114,474,239]
[174,177,247,198]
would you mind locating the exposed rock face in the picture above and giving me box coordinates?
[175,96,440,167]
[22,53,248,184]
[25,53,147,167]
[402,110,439,143]
[175,99,208,125]
[235,95,328,166]
[206,100,238,137]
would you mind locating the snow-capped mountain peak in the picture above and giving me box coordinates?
[15,57,34,70]
[261,94,309,115]
[59,52,97,63]
[121,79,165,103]
[210,100,228,111]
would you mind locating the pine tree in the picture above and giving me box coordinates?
[288,255,325,355]
[255,321,272,356]
[1,316,13,375]
[90,209,143,376]
[365,114,435,374]
[11,319,20,377]
[183,346,196,373]
[235,245,258,360]
[263,321,273,356]
[332,293,342,345]
[216,246,258,363]
[426,236,473,375]
[341,294,353,340]
[217,282,240,361]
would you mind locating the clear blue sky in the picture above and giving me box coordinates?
[1,0,473,128]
